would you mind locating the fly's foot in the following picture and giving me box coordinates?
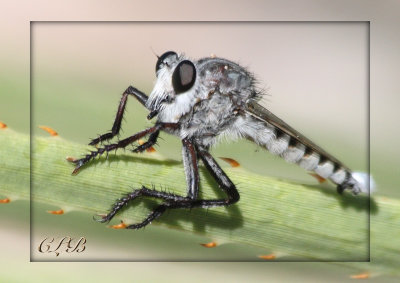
[93,213,110,223]
[132,141,155,153]
[125,204,167,230]
[67,157,86,175]
[89,132,114,146]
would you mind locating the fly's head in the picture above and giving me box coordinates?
[146,51,202,121]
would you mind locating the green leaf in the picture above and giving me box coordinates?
[1,129,399,275]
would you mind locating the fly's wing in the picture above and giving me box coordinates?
[245,99,350,171]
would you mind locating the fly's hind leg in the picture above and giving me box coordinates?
[125,147,240,229]
[101,140,240,230]
[94,186,189,224]
[147,148,240,215]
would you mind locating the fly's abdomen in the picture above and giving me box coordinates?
[237,114,371,195]
[274,131,370,195]
[273,132,349,186]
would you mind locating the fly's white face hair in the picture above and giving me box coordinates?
[146,52,206,124]
[146,53,199,123]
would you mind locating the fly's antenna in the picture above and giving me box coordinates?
[150,47,159,59]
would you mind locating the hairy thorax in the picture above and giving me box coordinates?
[155,57,257,148]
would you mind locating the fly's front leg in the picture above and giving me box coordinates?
[89,86,150,146]
[70,123,178,174]
[70,126,160,174]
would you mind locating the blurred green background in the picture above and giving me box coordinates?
[1,1,400,282]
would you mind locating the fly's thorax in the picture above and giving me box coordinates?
[177,91,239,143]
[197,57,255,97]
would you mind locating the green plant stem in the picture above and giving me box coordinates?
[1,129,399,274]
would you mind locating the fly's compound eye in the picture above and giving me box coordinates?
[172,60,196,95]
[155,51,177,74]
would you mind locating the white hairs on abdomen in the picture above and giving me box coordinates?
[235,115,375,194]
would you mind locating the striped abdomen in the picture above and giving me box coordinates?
[270,129,356,194]
[235,113,364,194]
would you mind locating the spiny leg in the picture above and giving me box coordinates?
[98,138,200,227]
[70,123,179,174]
[157,148,240,210]
[71,126,160,174]
[146,148,241,213]
[125,204,167,229]
[124,144,240,230]
[95,186,189,223]
[196,148,240,205]
[132,123,180,153]
[132,130,160,153]
[89,86,150,146]
[182,138,200,199]
[125,139,201,229]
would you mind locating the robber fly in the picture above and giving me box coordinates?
[70,51,371,229]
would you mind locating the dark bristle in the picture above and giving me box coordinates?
[344,170,351,182]
[304,146,313,156]
[337,184,345,194]
[332,163,340,173]
[275,128,284,138]
[288,137,297,147]
[318,155,327,165]
[336,171,352,193]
